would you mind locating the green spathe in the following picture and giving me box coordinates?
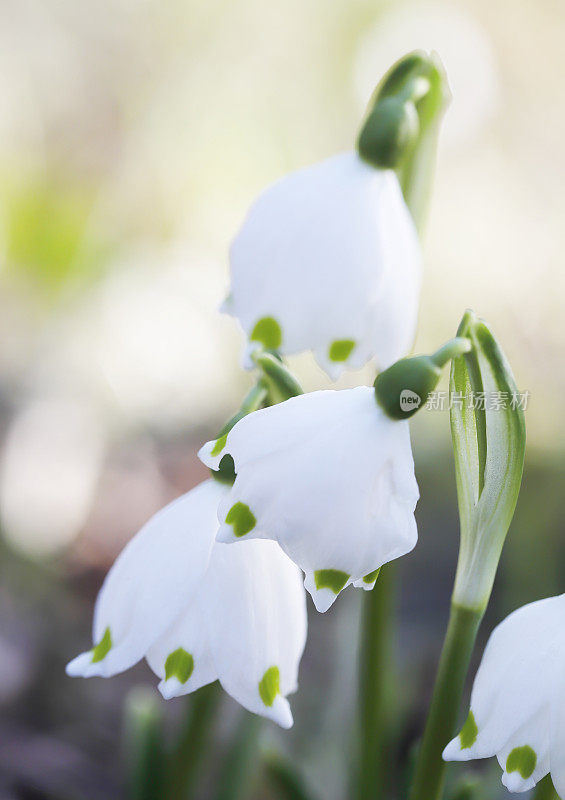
[258,666,280,707]
[250,317,282,350]
[506,745,536,779]
[459,710,478,749]
[164,648,194,684]
[91,627,112,663]
[328,339,356,363]
[314,569,349,595]
[450,310,526,610]
[225,502,256,537]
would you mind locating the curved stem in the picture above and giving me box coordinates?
[355,565,395,800]
[408,603,483,800]
[431,338,472,369]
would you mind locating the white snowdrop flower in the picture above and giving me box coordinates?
[199,387,418,612]
[66,480,307,728]
[443,595,565,795]
[224,152,421,380]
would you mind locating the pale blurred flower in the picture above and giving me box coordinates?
[0,396,105,556]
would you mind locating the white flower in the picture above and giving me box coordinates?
[443,595,565,795]
[199,387,419,612]
[66,480,307,728]
[224,152,421,380]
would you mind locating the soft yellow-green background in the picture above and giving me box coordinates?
[0,1,563,797]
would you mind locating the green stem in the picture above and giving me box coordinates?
[263,753,317,800]
[408,603,483,800]
[214,713,263,800]
[431,338,471,369]
[165,682,221,800]
[124,688,166,800]
[355,565,395,800]
[533,775,560,800]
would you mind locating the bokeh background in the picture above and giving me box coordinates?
[1,0,564,797]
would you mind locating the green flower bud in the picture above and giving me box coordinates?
[357,98,419,169]
[377,50,433,100]
[375,337,471,420]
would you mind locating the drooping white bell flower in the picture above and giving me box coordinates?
[443,594,565,795]
[199,387,419,612]
[223,152,421,380]
[66,479,307,728]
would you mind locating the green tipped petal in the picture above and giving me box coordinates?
[459,711,478,749]
[164,648,194,684]
[225,502,256,537]
[328,339,356,363]
[250,317,282,350]
[506,746,536,779]
[314,569,349,595]
[91,627,112,663]
[259,666,281,707]
[363,569,381,585]
[211,433,228,457]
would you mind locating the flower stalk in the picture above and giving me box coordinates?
[165,683,221,800]
[407,603,483,800]
[355,565,394,800]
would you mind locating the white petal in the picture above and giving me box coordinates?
[204,540,307,727]
[201,388,418,610]
[66,480,226,678]
[145,590,218,699]
[550,661,565,797]
[444,595,565,793]
[227,152,420,378]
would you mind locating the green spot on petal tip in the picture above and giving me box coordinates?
[459,710,478,749]
[211,433,228,457]
[363,568,381,584]
[225,502,256,537]
[314,569,350,595]
[506,745,537,779]
[258,666,280,707]
[164,648,194,684]
[91,627,112,663]
[250,317,282,350]
[328,339,356,363]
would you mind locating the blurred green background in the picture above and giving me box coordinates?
[1,0,564,797]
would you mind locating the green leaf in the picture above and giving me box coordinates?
[450,310,526,609]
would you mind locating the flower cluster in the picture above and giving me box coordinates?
[67,56,426,725]
[67,51,541,800]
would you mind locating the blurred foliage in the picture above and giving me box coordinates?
[1,167,109,298]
